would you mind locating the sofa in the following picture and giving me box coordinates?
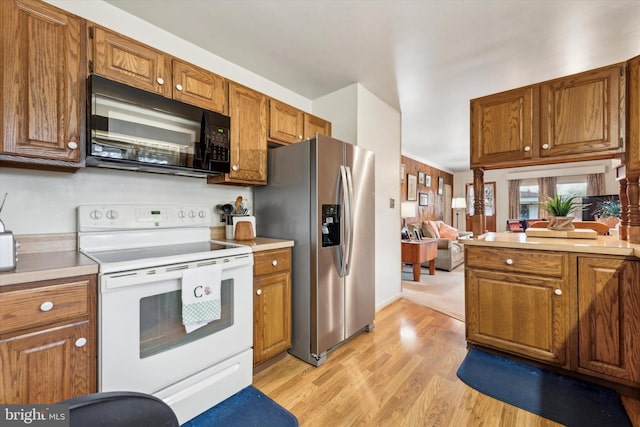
[409,220,469,271]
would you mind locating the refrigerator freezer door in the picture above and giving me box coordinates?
[344,143,375,339]
[313,136,346,357]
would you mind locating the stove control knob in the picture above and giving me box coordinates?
[106,210,118,220]
[177,210,186,219]
[198,210,206,218]
[90,210,102,220]
[188,210,196,218]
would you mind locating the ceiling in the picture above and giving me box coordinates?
[103,0,640,172]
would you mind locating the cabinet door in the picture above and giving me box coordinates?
[627,55,640,174]
[0,321,95,404]
[304,113,332,139]
[269,99,304,144]
[578,257,640,384]
[209,82,267,185]
[253,271,291,365]
[91,26,171,97]
[172,59,227,113]
[470,86,537,168]
[466,268,569,366]
[1,0,83,162]
[540,64,623,158]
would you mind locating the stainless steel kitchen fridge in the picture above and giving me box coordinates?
[254,134,375,366]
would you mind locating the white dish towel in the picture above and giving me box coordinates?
[181,265,222,333]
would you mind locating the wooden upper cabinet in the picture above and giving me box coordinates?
[208,82,267,185]
[540,64,623,158]
[471,63,624,169]
[470,86,537,168]
[269,99,304,144]
[172,59,227,114]
[90,26,227,113]
[91,25,171,97]
[627,55,640,174]
[304,113,332,139]
[0,0,84,164]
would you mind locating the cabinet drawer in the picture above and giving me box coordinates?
[466,247,566,277]
[0,281,89,334]
[254,249,291,277]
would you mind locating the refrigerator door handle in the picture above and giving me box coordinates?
[344,165,355,275]
[338,165,349,277]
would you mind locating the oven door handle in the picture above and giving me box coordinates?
[102,268,186,291]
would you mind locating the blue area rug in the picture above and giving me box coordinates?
[457,349,632,427]
[181,386,298,427]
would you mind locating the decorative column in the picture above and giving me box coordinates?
[618,178,629,240]
[471,168,486,236]
[627,175,640,244]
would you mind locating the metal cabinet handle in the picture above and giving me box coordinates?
[523,146,531,152]
[231,165,239,171]
[156,77,165,85]
[75,337,87,348]
[298,135,303,139]
[67,141,78,150]
[256,289,262,296]
[272,260,278,266]
[505,259,513,265]
[40,301,54,312]
[176,84,183,91]
[554,289,563,296]
[542,143,550,150]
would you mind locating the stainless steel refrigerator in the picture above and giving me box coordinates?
[254,134,375,366]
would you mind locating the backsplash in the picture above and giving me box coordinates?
[0,166,251,235]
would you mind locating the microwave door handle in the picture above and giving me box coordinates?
[343,166,354,276]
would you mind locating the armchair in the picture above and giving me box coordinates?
[409,220,467,271]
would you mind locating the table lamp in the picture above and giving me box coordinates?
[452,197,467,229]
[401,202,416,240]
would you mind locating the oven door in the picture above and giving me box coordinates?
[98,255,252,394]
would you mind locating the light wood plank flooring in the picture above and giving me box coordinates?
[253,298,640,426]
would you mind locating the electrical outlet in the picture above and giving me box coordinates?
[389,198,395,209]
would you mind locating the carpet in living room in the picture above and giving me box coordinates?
[401,263,465,321]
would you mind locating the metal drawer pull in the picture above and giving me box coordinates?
[75,337,87,348]
[554,289,563,296]
[176,84,183,91]
[272,260,278,266]
[505,259,513,265]
[523,146,531,152]
[156,77,165,85]
[40,301,54,312]
[67,141,78,150]
[256,289,262,296]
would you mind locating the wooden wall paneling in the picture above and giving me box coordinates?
[400,156,453,226]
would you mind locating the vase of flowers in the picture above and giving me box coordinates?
[540,194,584,231]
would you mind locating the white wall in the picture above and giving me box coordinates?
[453,159,621,232]
[313,84,403,311]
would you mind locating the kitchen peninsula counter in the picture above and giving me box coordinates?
[465,231,640,258]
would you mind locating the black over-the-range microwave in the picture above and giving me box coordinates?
[87,75,230,177]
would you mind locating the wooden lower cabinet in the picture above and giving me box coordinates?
[465,246,569,366]
[253,248,292,367]
[0,275,97,403]
[466,245,640,391]
[578,257,640,386]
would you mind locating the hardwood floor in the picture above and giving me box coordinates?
[254,298,577,426]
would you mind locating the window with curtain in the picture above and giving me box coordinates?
[515,176,588,219]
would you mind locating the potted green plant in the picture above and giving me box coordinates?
[539,194,584,230]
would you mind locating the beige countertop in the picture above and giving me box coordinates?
[465,232,640,258]
[218,237,295,252]
[0,251,99,287]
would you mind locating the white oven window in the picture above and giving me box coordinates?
[139,278,234,358]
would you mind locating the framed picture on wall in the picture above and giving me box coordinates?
[425,175,431,187]
[419,192,428,206]
[400,164,405,182]
[438,177,444,195]
[407,174,417,201]
[418,171,425,185]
